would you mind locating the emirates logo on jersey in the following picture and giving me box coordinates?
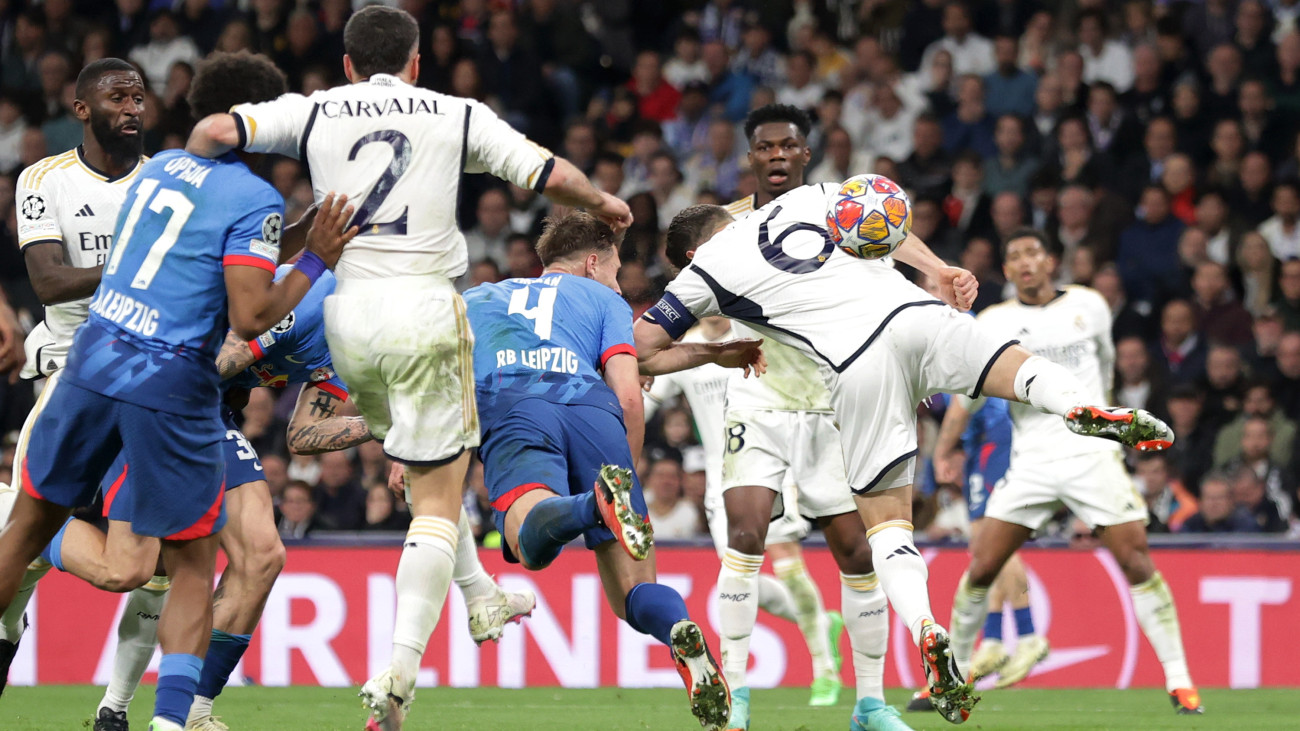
[20,194,46,221]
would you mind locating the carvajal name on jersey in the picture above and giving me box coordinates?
[496,346,580,374]
[89,286,159,337]
[320,97,441,119]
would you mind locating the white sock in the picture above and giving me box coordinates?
[390,517,458,695]
[756,573,798,622]
[100,577,169,713]
[0,565,48,643]
[841,572,888,703]
[866,521,934,646]
[773,556,834,677]
[1130,572,1194,691]
[1014,355,1088,416]
[187,695,214,724]
[949,572,990,671]
[452,509,497,603]
[717,549,763,689]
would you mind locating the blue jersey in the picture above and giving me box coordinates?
[226,265,347,397]
[65,150,283,416]
[464,273,636,432]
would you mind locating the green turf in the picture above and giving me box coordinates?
[2,686,1296,730]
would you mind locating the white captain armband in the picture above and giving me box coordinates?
[641,292,697,340]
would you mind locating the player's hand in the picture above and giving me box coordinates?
[278,202,320,263]
[936,266,979,312]
[591,191,633,233]
[713,338,766,378]
[0,296,25,384]
[305,193,359,269]
[387,462,406,498]
[934,449,965,487]
[640,375,655,392]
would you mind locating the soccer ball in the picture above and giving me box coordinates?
[825,174,912,260]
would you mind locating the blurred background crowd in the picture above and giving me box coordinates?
[3,0,1300,545]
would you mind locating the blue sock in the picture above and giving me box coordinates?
[154,653,203,725]
[196,630,251,700]
[624,582,689,647]
[38,517,74,571]
[516,492,599,568]
[983,610,1004,642]
[1014,606,1035,636]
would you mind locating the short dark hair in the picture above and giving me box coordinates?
[743,103,811,141]
[344,6,419,79]
[1002,227,1055,258]
[1078,8,1108,33]
[188,51,287,120]
[534,212,618,266]
[75,58,138,100]
[666,204,734,270]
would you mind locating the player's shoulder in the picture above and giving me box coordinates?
[17,149,81,190]
[976,297,1018,321]
[1061,284,1106,306]
[724,195,756,218]
[562,273,632,314]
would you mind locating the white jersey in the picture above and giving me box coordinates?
[15,148,146,378]
[233,74,552,281]
[650,183,938,375]
[977,286,1118,460]
[645,323,733,488]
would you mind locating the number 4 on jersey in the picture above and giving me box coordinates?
[508,283,558,339]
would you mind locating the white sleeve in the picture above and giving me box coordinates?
[16,167,62,250]
[644,370,684,419]
[232,94,317,158]
[463,100,553,191]
[641,267,723,340]
[1091,292,1116,397]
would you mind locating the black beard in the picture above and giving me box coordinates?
[90,115,143,163]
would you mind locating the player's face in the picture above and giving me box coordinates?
[748,122,810,197]
[77,70,145,159]
[1002,236,1055,294]
[588,247,622,294]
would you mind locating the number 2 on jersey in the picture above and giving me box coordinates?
[508,283,558,340]
[105,178,195,290]
[349,130,411,236]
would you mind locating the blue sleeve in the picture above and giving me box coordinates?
[222,186,283,274]
[598,287,637,369]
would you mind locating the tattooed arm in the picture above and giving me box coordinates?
[286,382,373,455]
[216,331,259,380]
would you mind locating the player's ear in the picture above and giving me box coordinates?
[408,53,420,83]
[686,249,695,261]
[73,98,90,123]
[342,55,356,83]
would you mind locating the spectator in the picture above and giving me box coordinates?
[920,2,995,79]
[1051,185,1105,278]
[1180,473,1260,532]
[647,152,694,231]
[909,197,960,262]
[362,484,410,531]
[984,35,1036,118]
[1135,452,1199,533]
[278,481,321,539]
[917,48,957,119]
[663,81,713,160]
[1230,464,1291,531]
[478,10,550,139]
[628,50,681,124]
[1191,261,1255,347]
[468,259,503,289]
[356,440,389,488]
[900,0,947,73]
[419,24,462,94]
[1094,263,1156,342]
[1260,179,1300,260]
[262,454,289,506]
[643,457,701,539]
[855,82,917,163]
[129,9,200,93]
[664,30,709,89]
[1078,9,1134,92]
[241,388,288,460]
[1151,299,1208,386]
[1164,384,1218,490]
[276,9,323,92]
[776,51,825,114]
[809,126,874,185]
[1274,332,1300,418]
[1115,334,1168,416]
[505,234,543,280]
[1232,151,1277,228]
[1030,72,1066,145]
[684,118,742,200]
[618,260,657,319]
[1017,10,1056,74]
[1239,79,1291,162]
[988,190,1026,251]
[1225,415,1298,517]
[1170,80,1211,163]
[942,75,996,159]
[898,113,952,200]
[1195,189,1236,267]
[942,151,993,240]
[1117,185,1186,307]
[1165,153,1198,222]
[702,40,756,123]
[1207,119,1247,189]
[1236,0,1278,79]
[1215,381,1298,469]
[313,451,366,531]
[1201,343,1248,426]
[507,185,549,240]
[733,23,784,89]
[622,121,665,196]
[983,115,1038,198]
[1122,45,1168,125]
[464,188,514,271]
[1085,82,1141,162]
[960,236,1005,312]
[1248,307,1285,381]
[2,11,46,92]
[592,152,627,196]
[562,120,598,176]
[517,0,592,119]
[1204,44,1245,122]
[249,0,289,57]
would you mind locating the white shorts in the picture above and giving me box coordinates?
[324,276,479,464]
[720,408,857,527]
[827,305,1017,493]
[985,450,1148,531]
[704,475,811,554]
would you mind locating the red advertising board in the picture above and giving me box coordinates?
[11,545,1300,689]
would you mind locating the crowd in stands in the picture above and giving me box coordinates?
[4,0,1300,542]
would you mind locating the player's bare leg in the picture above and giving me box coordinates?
[0,484,53,697]
[363,453,469,731]
[151,533,221,731]
[596,542,730,731]
[858,484,975,725]
[767,539,840,706]
[979,347,1174,450]
[0,491,73,615]
[1095,520,1199,713]
[187,480,286,730]
[989,552,1048,689]
[58,519,160,592]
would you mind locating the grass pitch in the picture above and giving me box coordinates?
[2,686,1296,730]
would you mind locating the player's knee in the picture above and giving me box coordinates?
[831,539,873,575]
[726,525,765,556]
[240,533,287,586]
[966,556,1001,589]
[102,564,153,593]
[1117,547,1154,585]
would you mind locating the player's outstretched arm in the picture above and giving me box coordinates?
[541,157,633,232]
[286,383,372,455]
[215,331,259,380]
[185,113,240,159]
[892,232,979,311]
[226,193,357,339]
[23,242,103,305]
[933,395,977,486]
[0,288,25,383]
[633,318,767,376]
[604,353,646,462]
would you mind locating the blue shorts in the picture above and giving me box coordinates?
[480,401,646,561]
[102,411,263,522]
[23,378,227,540]
[964,443,1008,521]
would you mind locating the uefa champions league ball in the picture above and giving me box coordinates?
[825,174,912,260]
